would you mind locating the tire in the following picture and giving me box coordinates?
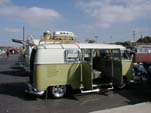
[49,85,67,98]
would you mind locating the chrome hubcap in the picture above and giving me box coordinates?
[52,85,66,98]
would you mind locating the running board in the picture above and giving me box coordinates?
[81,88,100,94]
[92,82,113,88]
[25,83,45,96]
[81,86,114,94]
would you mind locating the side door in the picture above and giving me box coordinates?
[111,49,122,87]
[64,49,81,89]
[121,50,133,81]
[81,49,93,90]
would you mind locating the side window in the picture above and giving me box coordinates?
[81,49,92,62]
[112,49,121,59]
[121,50,130,60]
[99,49,111,59]
[65,49,80,63]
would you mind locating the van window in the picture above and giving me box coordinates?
[65,49,80,63]
[112,49,120,59]
[30,48,37,71]
[81,49,92,62]
[99,49,111,59]
[121,50,130,60]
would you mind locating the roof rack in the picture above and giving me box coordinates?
[39,38,76,45]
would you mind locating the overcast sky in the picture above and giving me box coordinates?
[0,0,151,46]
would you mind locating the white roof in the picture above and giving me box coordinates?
[78,43,125,50]
[38,43,126,50]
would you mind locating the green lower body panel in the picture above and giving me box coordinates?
[33,64,81,91]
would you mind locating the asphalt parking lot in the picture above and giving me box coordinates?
[0,54,151,113]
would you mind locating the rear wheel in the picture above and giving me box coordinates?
[49,85,67,98]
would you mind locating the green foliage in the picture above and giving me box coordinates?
[87,40,96,43]
[137,36,151,43]
[114,41,130,46]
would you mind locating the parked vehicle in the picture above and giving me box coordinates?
[26,43,133,98]
[12,31,76,72]
[133,45,151,81]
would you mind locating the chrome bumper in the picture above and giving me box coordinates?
[25,83,45,96]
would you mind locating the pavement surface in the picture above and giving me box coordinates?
[0,54,151,113]
[91,102,151,113]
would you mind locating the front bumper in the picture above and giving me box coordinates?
[25,83,45,96]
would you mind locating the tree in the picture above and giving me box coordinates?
[137,36,151,43]
[87,39,96,43]
[114,41,130,46]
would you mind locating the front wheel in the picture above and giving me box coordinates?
[49,85,67,98]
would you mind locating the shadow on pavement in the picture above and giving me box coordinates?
[11,66,24,70]
[0,82,37,101]
[0,81,81,101]
[0,66,29,77]
[113,83,151,104]
[0,70,29,77]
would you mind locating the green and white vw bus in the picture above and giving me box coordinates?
[26,43,133,98]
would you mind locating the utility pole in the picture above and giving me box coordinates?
[94,36,98,43]
[23,26,25,41]
[110,36,112,43]
[132,30,136,46]
[132,30,136,42]
[23,26,25,47]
